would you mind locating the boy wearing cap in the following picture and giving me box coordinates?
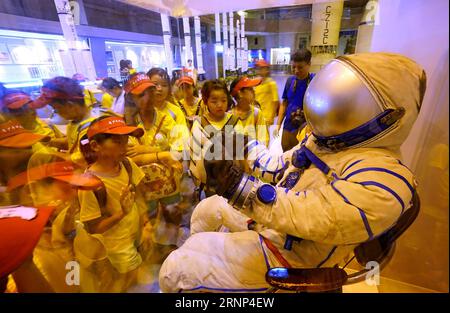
[77,116,147,292]
[254,60,280,127]
[0,120,50,206]
[1,90,64,144]
[32,76,117,167]
[230,76,269,147]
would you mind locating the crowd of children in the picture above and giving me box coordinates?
[0,60,290,293]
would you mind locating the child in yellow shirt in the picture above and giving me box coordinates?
[230,76,269,146]
[175,76,203,129]
[77,116,147,292]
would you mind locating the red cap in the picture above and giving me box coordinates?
[231,76,262,97]
[87,116,144,140]
[0,120,50,148]
[176,76,195,87]
[7,161,104,192]
[31,87,85,109]
[124,73,156,95]
[255,59,270,67]
[0,206,54,278]
[1,92,33,110]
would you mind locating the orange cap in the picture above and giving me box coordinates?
[7,161,104,192]
[87,116,144,140]
[1,92,33,110]
[231,76,262,97]
[176,76,195,87]
[0,120,50,148]
[30,87,85,109]
[124,73,156,95]
[255,59,270,67]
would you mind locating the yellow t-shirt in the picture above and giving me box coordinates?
[34,117,63,139]
[128,109,186,153]
[101,92,114,109]
[177,98,203,118]
[83,89,97,107]
[232,106,269,146]
[203,112,233,131]
[157,101,188,129]
[66,114,97,166]
[78,158,145,274]
[254,77,279,123]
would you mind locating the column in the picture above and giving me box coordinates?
[228,12,235,71]
[236,19,241,70]
[54,0,96,80]
[222,12,228,77]
[160,13,174,75]
[194,16,205,78]
[182,17,192,66]
[214,13,221,79]
[310,0,344,72]
[240,13,247,72]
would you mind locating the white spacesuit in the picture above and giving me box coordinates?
[159,53,427,292]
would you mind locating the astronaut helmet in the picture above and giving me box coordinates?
[303,52,427,151]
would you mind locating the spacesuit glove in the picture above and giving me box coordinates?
[204,159,244,198]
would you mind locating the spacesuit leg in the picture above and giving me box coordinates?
[159,230,274,292]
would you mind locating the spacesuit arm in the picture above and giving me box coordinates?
[244,139,294,184]
[238,160,415,246]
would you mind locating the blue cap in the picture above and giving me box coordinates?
[257,184,277,204]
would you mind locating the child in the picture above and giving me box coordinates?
[1,90,64,146]
[124,73,185,164]
[230,76,270,146]
[175,76,202,129]
[192,79,237,132]
[146,68,188,130]
[77,116,146,292]
[189,80,240,195]
[32,76,117,167]
[124,73,186,249]
[254,60,280,127]
[0,119,50,206]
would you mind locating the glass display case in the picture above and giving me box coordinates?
[0,30,66,91]
[105,41,167,80]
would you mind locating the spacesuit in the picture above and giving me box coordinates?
[159,53,427,292]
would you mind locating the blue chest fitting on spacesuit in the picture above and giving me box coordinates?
[280,146,312,190]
